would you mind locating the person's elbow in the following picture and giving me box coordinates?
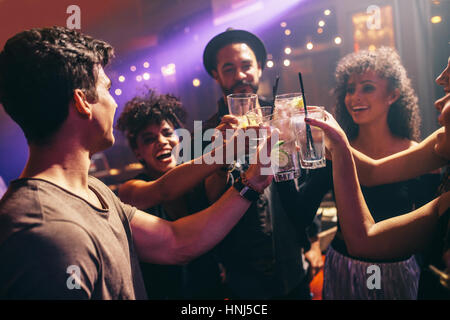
[165,236,196,265]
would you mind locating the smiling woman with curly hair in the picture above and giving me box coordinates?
[116,90,226,300]
[334,46,421,141]
[322,47,441,300]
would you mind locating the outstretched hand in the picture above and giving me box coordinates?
[305,111,351,159]
[244,126,277,192]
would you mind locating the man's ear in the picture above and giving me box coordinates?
[133,148,144,163]
[388,88,400,106]
[73,89,93,117]
[211,69,219,81]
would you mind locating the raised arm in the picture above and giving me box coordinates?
[119,155,225,210]
[306,115,449,261]
[119,116,244,209]
[130,152,273,265]
[353,128,447,186]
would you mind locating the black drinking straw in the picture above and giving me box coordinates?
[271,75,280,117]
[298,72,317,157]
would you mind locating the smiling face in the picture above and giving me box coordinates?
[133,120,179,178]
[212,43,262,97]
[344,70,398,126]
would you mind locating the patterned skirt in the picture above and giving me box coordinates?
[323,246,420,300]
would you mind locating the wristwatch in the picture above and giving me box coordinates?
[233,177,260,202]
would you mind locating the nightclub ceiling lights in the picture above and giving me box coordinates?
[283,59,290,67]
[324,9,331,16]
[115,89,122,96]
[306,42,313,50]
[136,75,142,82]
[266,60,274,68]
[118,75,125,82]
[161,63,176,77]
[130,66,136,72]
[143,73,150,80]
[192,78,200,87]
[318,20,325,27]
[143,62,150,68]
[284,47,292,54]
[334,36,342,45]
[280,21,287,28]
[284,29,291,36]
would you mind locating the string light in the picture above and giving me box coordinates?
[192,78,200,87]
[283,59,290,67]
[284,47,292,55]
[306,42,313,50]
[118,75,125,82]
[143,73,150,80]
[334,36,342,45]
[130,65,136,72]
[266,60,274,68]
[115,89,122,96]
[284,29,291,36]
[324,9,331,16]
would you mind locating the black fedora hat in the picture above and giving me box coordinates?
[203,28,267,77]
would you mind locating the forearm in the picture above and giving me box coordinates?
[204,170,230,203]
[123,151,225,209]
[332,147,375,255]
[333,147,441,260]
[354,128,447,186]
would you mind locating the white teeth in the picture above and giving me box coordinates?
[156,151,172,158]
[352,106,369,111]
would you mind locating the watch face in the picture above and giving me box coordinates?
[240,186,249,196]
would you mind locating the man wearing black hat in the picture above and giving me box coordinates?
[198,29,329,299]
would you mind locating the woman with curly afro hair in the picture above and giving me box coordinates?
[116,90,228,299]
[322,47,441,299]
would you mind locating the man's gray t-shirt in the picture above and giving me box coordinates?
[0,176,147,299]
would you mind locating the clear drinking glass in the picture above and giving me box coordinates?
[227,93,258,128]
[267,116,301,182]
[290,106,326,169]
[273,92,304,119]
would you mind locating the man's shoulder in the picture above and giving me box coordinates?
[0,177,117,244]
[0,220,98,299]
[0,179,46,241]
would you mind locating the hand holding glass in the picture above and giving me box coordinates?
[291,106,326,169]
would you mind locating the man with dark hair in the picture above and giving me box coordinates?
[198,29,329,299]
[0,26,272,299]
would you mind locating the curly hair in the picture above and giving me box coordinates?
[116,90,187,150]
[0,26,114,144]
[334,47,421,141]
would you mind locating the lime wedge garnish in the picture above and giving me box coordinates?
[292,97,304,109]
